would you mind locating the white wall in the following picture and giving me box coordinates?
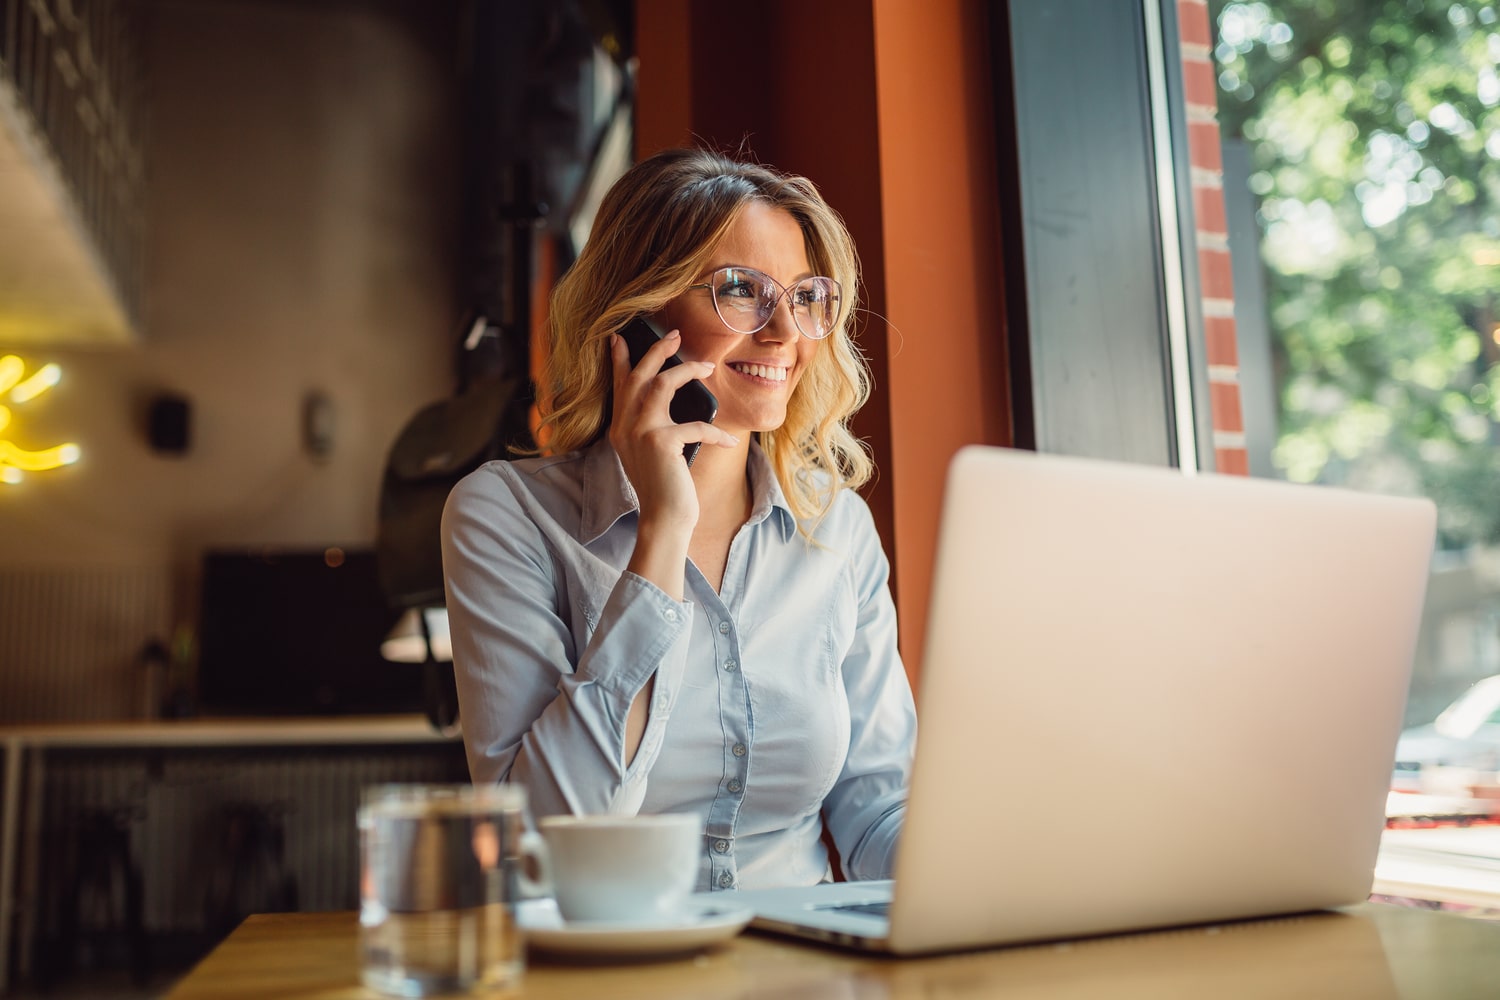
[0,0,462,719]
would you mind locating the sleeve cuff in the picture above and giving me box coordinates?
[575,571,693,697]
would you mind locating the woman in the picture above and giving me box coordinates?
[441,147,915,892]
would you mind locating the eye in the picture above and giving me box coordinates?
[714,269,773,313]
[793,281,833,307]
[717,278,758,300]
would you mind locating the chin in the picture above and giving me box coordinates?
[727,411,789,437]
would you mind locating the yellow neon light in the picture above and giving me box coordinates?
[10,363,60,403]
[0,355,80,484]
[0,441,79,470]
[0,356,21,394]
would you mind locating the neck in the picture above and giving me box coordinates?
[689,434,754,522]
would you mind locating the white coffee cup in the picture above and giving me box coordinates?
[535,813,701,923]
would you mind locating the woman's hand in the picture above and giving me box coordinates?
[608,330,736,598]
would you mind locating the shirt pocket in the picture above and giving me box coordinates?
[740,588,854,801]
[740,561,856,682]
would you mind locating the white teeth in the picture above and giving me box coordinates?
[730,363,787,382]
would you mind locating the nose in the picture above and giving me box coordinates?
[755,291,802,343]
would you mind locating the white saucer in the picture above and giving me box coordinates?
[516,898,754,959]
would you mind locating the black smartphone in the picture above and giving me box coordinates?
[618,316,720,466]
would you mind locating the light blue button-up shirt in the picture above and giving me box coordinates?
[440,437,915,891]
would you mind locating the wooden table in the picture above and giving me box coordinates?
[165,902,1500,999]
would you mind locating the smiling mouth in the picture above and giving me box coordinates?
[728,362,788,383]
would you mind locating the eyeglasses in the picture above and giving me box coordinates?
[686,267,843,339]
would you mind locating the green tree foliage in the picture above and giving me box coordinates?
[1212,0,1500,546]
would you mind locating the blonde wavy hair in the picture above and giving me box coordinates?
[539,147,873,534]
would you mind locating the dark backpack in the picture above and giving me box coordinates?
[376,371,533,728]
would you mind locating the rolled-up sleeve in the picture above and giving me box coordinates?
[821,500,916,880]
[441,467,693,816]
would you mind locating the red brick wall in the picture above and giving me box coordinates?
[1179,0,1248,475]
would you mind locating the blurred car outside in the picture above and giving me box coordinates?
[1392,674,1500,799]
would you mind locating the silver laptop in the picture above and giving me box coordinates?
[726,445,1436,955]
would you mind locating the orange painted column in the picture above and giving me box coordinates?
[870,0,1012,686]
[634,0,1012,689]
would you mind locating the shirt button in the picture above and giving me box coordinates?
[717,621,731,635]
[714,839,730,854]
[718,872,734,888]
[727,779,743,793]
[723,660,738,672]
[664,608,679,623]
[731,743,746,758]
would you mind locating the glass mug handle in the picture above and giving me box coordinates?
[515,830,552,898]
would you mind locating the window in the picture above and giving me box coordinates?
[1211,0,1500,884]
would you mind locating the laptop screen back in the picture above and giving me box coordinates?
[887,447,1435,953]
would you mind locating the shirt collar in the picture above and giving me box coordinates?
[579,436,797,545]
[746,440,798,542]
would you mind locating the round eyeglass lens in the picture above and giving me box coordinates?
[791,278,840,339]
[709,269,774,333]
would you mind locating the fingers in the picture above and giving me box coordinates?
[640,328,684,370]
[609,329,631,379]
[611,331,714,413]
[643,360,715,403]
[610,328,683,384]
[616,328,685,379]
[610,327,679,377]
[608,328,735,467]
[689,422,741,450]
[636,422,739,458]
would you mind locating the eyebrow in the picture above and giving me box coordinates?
[700,263,818,284]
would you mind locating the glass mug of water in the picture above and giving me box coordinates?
[358,783,546,997]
